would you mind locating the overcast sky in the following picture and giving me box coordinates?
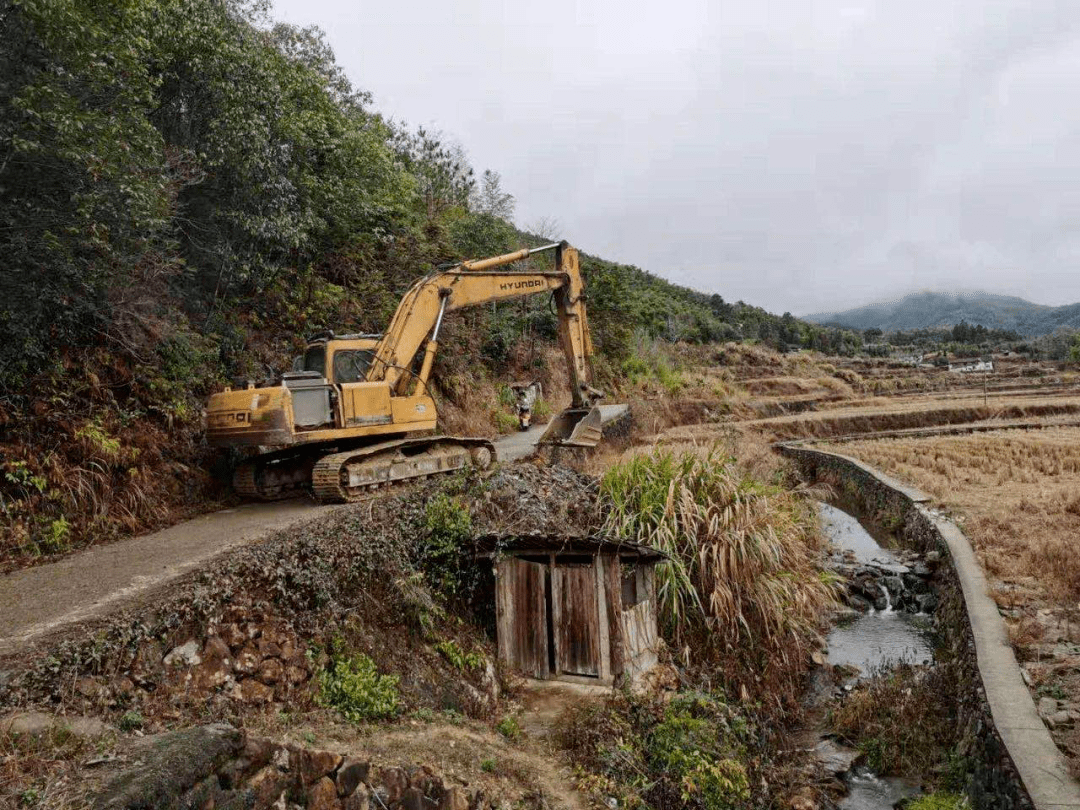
[272,0,1080,315]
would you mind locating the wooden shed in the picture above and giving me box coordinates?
[477,534,664,686]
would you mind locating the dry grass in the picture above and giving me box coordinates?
[599,444,836,712]
[825,426,1080,605]
[829,664,957,778]
[0,723,107,809]
[750,393,1080,440]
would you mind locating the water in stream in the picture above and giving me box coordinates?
[817,502,934,809]
[819,503,933,673]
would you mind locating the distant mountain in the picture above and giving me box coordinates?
[806,291,1080,337]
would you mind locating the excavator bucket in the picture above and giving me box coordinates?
[538,406,604,447]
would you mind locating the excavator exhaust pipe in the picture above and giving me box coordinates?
[538,406,604,447]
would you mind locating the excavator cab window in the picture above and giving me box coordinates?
[332,350,373,384]
[301,346,327,377]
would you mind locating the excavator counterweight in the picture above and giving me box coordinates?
[205,242,616,502]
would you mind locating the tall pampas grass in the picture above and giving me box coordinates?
[600,445,836,711]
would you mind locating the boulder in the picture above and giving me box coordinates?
[812,737,861,776]
[343,783,371,810]
[401,786,427,810]
[1049,710,1073,728]
[183,774,225,809]
[221,623,248,650]
[308,776,342,810]
[1038,696,1058,720]
[882,576,905,596]
[258,638,283,659]
[240,679,274,705]
[285,665,309,685]
[1,711,113,740]
[374,766,409,804]
[440,787,470,810]
[195,642,234,690]
[909,561,932,578]
[877,563,910,576]
[903,574,929,594]
[258,658,284,685]
[131,640,165,686]
[337,759,370,798]
[279,638,304,665]
[248,765,290,809]
[234,644,261,676]
[93,723,243,810]
[163,640,202,668]
[916,593,939,614]
[243,737,275,772]
[300,749,343,786]
[76,676,104,699]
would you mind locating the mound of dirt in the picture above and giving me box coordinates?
[470,462,599,536]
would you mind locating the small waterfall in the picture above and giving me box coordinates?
[878,583,893,613]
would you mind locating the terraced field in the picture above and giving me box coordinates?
[725,352,1080,774]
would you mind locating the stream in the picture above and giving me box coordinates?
[816,502,934,809]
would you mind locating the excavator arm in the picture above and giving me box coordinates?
[368,241,599,409]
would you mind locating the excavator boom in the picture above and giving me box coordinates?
[205,241,611,501]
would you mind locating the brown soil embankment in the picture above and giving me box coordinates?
[749,397,1080,440]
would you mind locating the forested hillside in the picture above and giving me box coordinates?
[0,0,855,561]
[808,290,1080,336]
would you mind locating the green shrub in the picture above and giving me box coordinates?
[493,411,520,434]
[40,517,71,553]
[496,715,522,740]
[316,652,400,722]
[496,384,517,407]
[420,494,473,597]
[562,690,754,810]
[480,758,497,773]
[118,711,144,732]
[434,639,484,672]
[74,420,122,461]
[655,360,684,395]
[620,355,651,386]
[907,794,965,810]
[533,397,553,420]
[649,695,749,810]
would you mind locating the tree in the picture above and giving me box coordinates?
[527,215,562,241]
[1070,334,1080,363]
[472,170,515,220]
[392,126,474,222]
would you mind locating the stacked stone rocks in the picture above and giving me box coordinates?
[140,606,315,710]
[830,547,940,614]
[94,724,482,810]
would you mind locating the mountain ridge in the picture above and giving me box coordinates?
[806,291,1080,336]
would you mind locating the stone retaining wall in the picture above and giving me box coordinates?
[94,722,482,810]
[779,443,1080,810]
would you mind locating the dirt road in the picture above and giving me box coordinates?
[0,405,628,656]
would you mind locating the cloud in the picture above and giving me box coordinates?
[272,0,1080,313]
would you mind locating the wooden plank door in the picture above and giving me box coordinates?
[496,557,549,678]
[554,563,601,677]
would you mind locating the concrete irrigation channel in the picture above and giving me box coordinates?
[782,440,1080,810]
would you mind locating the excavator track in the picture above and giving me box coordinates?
[232,453,315,501]
[312,436,495,503]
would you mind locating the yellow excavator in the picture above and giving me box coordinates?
[205,241,606,502]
